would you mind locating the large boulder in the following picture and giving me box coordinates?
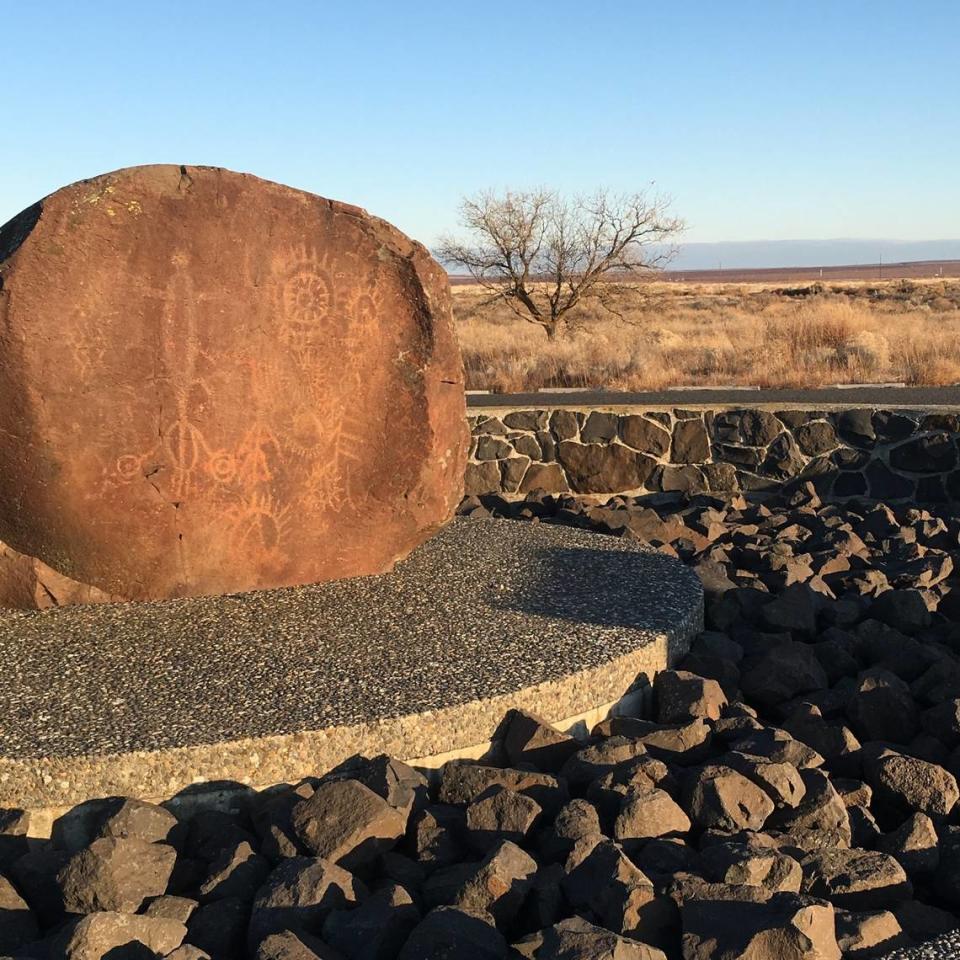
[0,165,467,606]
[52,796,179,851]
[680,891,841,960]
[247,856,366,946]
[290,779,407,869]
[699,842,802,893]
[55,837,177,915]
[654,670,727,724]
[397,906,508,960]
[0,873,39,954]
[515,916,667,959]
[322,883,420,959]
[684,764,775,832]
[50,911,187,960]
[439,761,568,814]
[423,840,536,925]
[866,752,960,819]
[800,848,913,911]
[464,786,542,852]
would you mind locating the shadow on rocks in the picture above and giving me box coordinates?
[163,781,260,822]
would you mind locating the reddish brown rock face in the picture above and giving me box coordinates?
[0,165,467,605]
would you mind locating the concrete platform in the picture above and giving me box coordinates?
[0,518,702,820]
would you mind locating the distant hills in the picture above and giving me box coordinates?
[446,239,960,285]
[669,239,960,271]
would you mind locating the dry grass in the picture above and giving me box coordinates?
[453,278,960,391]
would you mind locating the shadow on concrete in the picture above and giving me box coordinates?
[491,543,700,636]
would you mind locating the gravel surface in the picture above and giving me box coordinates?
[0,517,701,759]
[881,930,960,959]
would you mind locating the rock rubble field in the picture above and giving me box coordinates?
[5,482,960,959]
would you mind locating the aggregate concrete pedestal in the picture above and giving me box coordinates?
[0,519,703,825]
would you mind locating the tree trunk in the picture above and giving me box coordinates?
[544,322,558,341]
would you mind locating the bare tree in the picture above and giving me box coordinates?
[437,187,683,340]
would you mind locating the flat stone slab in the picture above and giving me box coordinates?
[0,519,702,813]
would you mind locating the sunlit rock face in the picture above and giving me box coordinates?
[0,165,467,606]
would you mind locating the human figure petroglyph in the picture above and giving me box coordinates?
[102,225,430,568]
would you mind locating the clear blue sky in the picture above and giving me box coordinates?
[2,0,957,249]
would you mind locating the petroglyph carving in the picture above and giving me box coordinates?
[0,165,467,606]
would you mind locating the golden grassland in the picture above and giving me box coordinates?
[453,278,960,392]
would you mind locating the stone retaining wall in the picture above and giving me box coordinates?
[466,406,960,502]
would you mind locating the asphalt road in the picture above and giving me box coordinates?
[467,386,960,409]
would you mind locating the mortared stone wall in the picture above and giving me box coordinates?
[466,406,960,503]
